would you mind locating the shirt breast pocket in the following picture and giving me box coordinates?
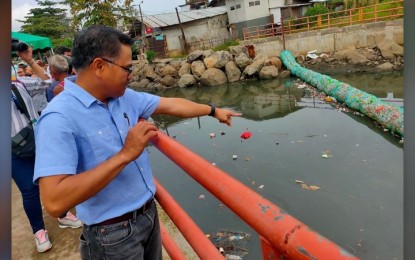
[87,125,121,162]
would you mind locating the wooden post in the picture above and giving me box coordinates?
[175,7,188,54]
[139,4,145,53]
[281,17,286,50]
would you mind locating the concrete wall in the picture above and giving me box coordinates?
[241,19,403,57]
[227,0,270,24]
[164,13,230,53]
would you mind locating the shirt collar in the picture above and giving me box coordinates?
[64,76,102,108]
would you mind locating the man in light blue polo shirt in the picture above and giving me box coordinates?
[33,25,240,260]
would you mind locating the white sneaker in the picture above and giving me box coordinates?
[58,211,82,229]
[34,229,52,253]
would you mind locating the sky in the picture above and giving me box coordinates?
[12,0,185,31]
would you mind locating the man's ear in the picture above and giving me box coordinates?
[91,58,106,77]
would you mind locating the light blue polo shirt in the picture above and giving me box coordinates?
[34,77,160,225]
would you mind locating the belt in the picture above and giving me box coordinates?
[92,198,154,227]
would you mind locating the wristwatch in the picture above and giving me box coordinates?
[208,103,216,117]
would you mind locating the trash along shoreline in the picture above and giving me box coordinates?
[280,50,404,137]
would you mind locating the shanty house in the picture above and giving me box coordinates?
[225,0,312,37]
[140,6,230,56]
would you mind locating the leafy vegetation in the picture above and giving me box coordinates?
[17,0,74,46]
[61,0,134,30]
[212,40,240,51]
[145,50,156,63]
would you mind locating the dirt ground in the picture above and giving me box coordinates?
[11,182,197,259]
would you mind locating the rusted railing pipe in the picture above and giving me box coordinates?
[154,179,225,260]
[152,131,358,259]
[160,221,187,260]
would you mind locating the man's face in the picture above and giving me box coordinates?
[63,51,72,57]
[25,67,33,76]
[17,68,25,77]
[102,44,133,97]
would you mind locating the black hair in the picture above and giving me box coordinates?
[71,25,134,71]
[54,46,71,55]
[63,56,73,74]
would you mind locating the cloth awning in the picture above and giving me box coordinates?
[11,32,52,53]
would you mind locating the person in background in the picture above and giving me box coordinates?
[12,45,83,253]
[24,66,36,77]
[15,47,50,115]
[34,25,241,260]
[17,66,25,77]
[46,55,71,101]
[54,46,72,57]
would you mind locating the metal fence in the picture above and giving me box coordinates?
[242,0,403,40]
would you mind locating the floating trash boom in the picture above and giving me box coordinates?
[280,50,404,137]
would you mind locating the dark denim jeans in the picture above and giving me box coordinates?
[12,155,45,234]
[80,201,162,260]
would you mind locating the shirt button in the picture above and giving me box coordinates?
[140,168,144,171]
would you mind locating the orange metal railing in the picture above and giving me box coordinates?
[242,0,403,40]
[243,23,282,40]
[152,131,359,259]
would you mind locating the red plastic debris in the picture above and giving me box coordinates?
[240,132,252,139]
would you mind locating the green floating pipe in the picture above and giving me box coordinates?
[280,50,404,137]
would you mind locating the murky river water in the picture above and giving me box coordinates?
[147,71,403,259]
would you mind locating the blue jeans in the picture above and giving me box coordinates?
[12,155,45,234]
[80,201,162,260]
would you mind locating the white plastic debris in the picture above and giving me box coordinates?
[322,154,329,159]
[198,194,205,199]
[232,155,238,160]
[258,185,264,189]
[209,133,216,138]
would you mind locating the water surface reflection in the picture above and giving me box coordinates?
[146,73,403,260]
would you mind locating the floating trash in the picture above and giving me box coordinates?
[258,185,264,189]
[220,131,226,136]
[198,194,205,199]
[280,50,404,137]
[240,131,252,139]
[295,180,320,191]
[208,230,250,258]
[209,133,216,138]
[232,155,238,160]
[322,154,329,159]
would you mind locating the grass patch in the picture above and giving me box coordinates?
[212,40,240,51]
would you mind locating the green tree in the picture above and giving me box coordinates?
[17,0,73,47]
[62,0,134,30]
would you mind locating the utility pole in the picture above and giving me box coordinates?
[175,7,188,54]
[139,3,145,53]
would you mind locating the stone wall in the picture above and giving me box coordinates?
[242,19,404,57]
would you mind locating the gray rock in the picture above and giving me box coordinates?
[203,49,215,59]
[259,66,279,79]
[177,74,197,88]
[377,39,403,59]
[161,64,178,77]
[200,68,228,86]
[225,61,242,83]
[187,50,204,63]
[169,60,182,70]
[203,51,232,69]
[243,59,265,77]
[377,62,394,71]
[178,63,191,77]
[279,70,291,78]
[265,56,282,70]
[234,53,252,70]
[229,45,246,57]
[160,75,176,87]
[191,60,206,77]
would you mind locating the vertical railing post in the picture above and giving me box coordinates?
[281,17,286,50]
[375,3,377,22]
[260,236,282,260]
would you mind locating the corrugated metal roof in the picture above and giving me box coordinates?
[142,6,227,28]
